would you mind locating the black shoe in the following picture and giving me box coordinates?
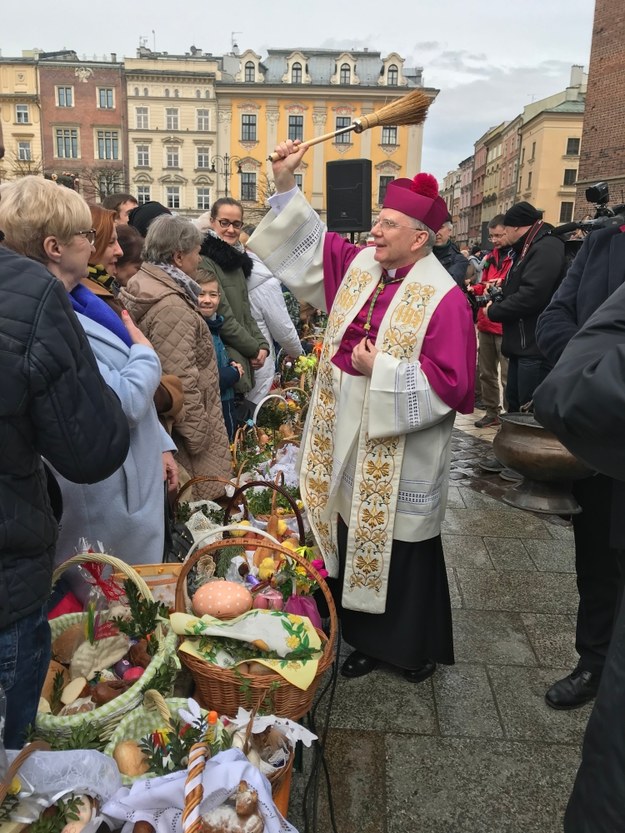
[341,650,378,679]
[403,660,436,683]
[499,467,523,482]
[545,668,600,710]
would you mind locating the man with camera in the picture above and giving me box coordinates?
[484,201,566,412]
[470,214,513,428]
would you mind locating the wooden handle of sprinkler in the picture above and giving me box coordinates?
[267,123,358,161]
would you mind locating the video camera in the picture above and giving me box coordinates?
[553,181,625,237]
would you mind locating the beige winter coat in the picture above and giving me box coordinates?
[120,263,232,500]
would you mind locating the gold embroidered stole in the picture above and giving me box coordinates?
[300,249,448,613]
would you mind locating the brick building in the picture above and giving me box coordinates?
[38,51,127,201]
[575,0,625,215]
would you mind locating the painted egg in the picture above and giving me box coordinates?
[192,580,253,619]
[122,666,144,682]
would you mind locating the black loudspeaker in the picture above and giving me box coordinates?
[326,159,372,232]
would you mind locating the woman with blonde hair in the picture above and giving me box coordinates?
[0,176,175,575]
[121,214,232,500]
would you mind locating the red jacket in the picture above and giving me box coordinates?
[473,249,514,334]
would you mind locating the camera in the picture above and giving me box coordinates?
[474,284,504,307]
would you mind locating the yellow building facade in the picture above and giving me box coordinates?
[215,48,436,223]
[0,57,43,181]
[517,101,584,226]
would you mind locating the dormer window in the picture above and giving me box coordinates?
[292,62,302,84]
[245,61,255,82]
[340,63,351,85]
[387,64,398,86]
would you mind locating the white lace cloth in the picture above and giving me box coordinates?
[5,749,121,823]
[100,749,298,833]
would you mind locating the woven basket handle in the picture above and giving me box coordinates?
[224,480,306,547]
[51,552,153,602]
[142,689,172,725]
[0,740,50,804]
[174,533,338,651]
[173,475,233,512]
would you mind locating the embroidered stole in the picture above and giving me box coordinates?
[300,249,448,613]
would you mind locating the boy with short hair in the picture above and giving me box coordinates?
[197,270,243,440]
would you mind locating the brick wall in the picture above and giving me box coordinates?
[575,0,625,215]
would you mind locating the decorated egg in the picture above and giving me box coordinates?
[192,580,253,619]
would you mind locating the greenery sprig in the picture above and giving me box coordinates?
[111,580,168,655]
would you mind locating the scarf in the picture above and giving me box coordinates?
[200,230,254,278]
[155,262,202,305]
[70,282,132,347]
[88,263,119,295]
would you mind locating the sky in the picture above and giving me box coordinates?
[1,0,595,181]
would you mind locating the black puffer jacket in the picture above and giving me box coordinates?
[433,241,469,288]
[0,246,130,629]
[488,222,566,358]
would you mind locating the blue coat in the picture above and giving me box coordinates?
[52,314,174,574]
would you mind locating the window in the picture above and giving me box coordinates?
[530,141,536,160]
[134,87,139,96]
[378,175,394,204]
[166,145,180,168]
[56,128,79,159]
[136,144,150,167]
[137,185,151,205]
[288,115,303,142]
[245,61,255,83]
[197,187,211,210]
[294,173,303,191]
[566,137,580,156]
[196,89,201,99]
[166,108,179,130]
[387,64,398,86]
[166,186,180,209]
[17,141,31,161]
[97,129,119,160]
[143,87,148,96]
[381,125,397,145]
[559,201,574,223]
[527,172,532,189]
[15,104,29,124]
[197,109,209,131]
[174,89,179,98]
[57,87,73,107]
[291,62,302,84]
[135,106,149,129]
[340,63,351,85]
[196,146,210,168]
[335,116,351,144]
[98,88,114,109]
[563,168,577,186]
[521,147,525,164]
[241,113,257,142]
[165,88,170,97]
[241,172,256,201]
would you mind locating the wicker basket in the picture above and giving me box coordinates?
[37,553,179,742]
[224,476,306,546]
[174,536,337,721]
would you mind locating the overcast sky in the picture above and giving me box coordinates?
[2,0,594,180]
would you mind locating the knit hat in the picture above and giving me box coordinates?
[128,201,172,237]
[382,173,450,233]
[503,201,542,227]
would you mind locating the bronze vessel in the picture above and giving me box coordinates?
[492,413,591,515]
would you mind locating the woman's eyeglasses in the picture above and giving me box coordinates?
[75,228,97,245]
[215,218,243,230]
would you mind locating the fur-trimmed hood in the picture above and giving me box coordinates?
[200,232,253,278]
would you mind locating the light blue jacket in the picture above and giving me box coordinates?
[52,314,175,575]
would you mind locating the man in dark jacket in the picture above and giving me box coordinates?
[533,275,625,833]
[0,245,130,747]
[536,225,625,712]
[485,201,566,411]
[433,219,469,287]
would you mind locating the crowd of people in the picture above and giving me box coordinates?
[2,140,625,830]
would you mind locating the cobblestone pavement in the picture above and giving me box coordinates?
[288,414,583,833]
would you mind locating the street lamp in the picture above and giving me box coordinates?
[210,153,242,198]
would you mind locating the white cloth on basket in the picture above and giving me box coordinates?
[100,748,298,833]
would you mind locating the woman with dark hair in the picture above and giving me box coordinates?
[199,197,269,421]
[115,223,144,287]
[121,214,232,500]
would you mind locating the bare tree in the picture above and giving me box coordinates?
[3,150,43,180]
[76,164,128,202]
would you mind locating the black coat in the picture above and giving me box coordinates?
[488,224,566,358]
[433,241,468,288]
[0,247,130,629]
[536,225,625,365]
